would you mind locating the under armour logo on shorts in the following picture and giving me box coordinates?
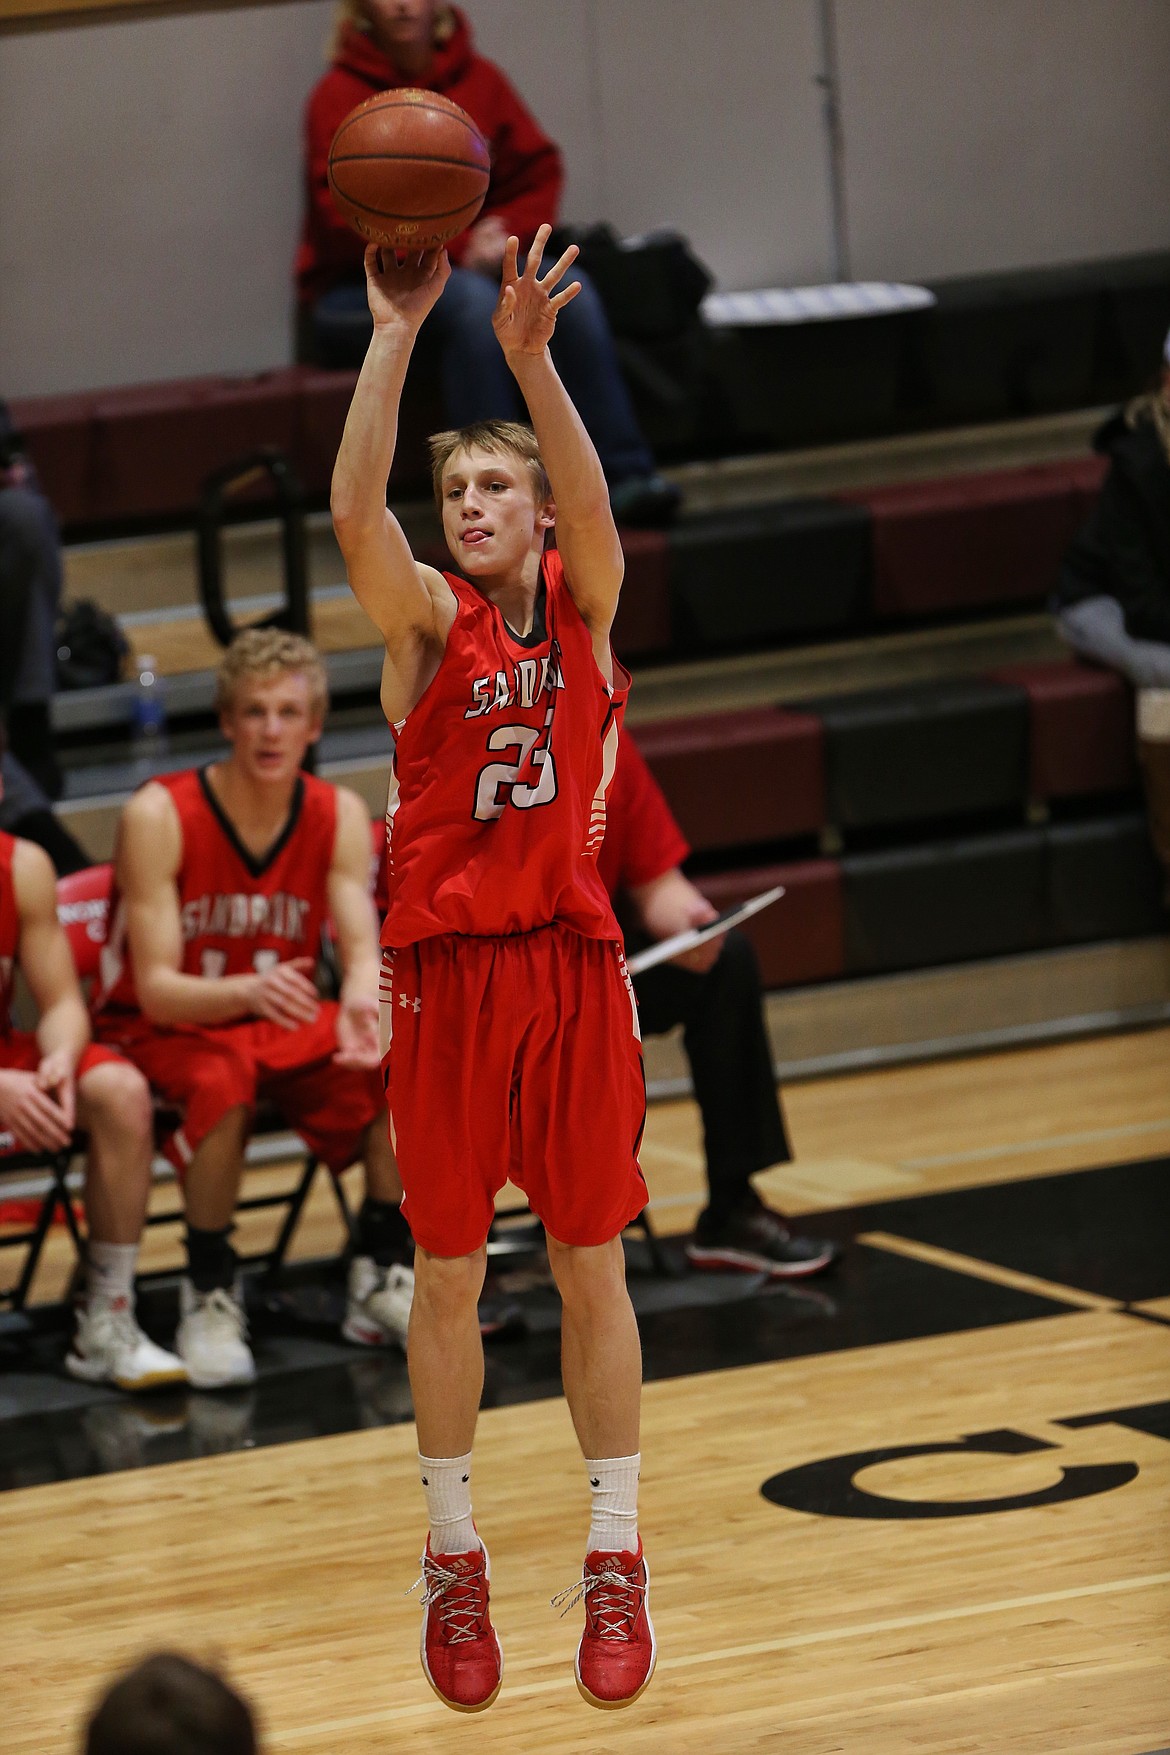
[398,993,421,1013]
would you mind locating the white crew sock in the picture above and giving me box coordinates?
[585,1453,640,1555]
[419,1452,478,1555]
[86,1241,139,1307]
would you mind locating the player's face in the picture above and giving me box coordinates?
[440,445,554,577]
[220,670,322,785]
[360,0,436,54]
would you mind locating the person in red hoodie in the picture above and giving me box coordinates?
[297,0,680,527]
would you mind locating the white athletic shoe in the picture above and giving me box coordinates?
[343,1256,414,1349]
[176,1279,256,1389]
[66,1294,188,1392]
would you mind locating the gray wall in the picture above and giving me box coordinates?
[2,0,1167,398]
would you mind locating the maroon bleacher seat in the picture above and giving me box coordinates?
[611,529,671,657]
[289,365,360,499]
[8,390,98,527]
[91,372,301,523]
[635,707,825,853]
[847,459,1098,618]
[1064,451,1109,521]
[987,660,1137,800]
[696,859,845,989]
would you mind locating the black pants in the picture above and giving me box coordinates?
[632,930,790,1225]
[0,482,63,797]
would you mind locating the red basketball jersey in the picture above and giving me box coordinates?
[0,832,19,1034]
[96,768,337,1014]
[383,549,628,945]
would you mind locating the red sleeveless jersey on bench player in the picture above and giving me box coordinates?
[382,549,628,946]
[96,768,337,1014]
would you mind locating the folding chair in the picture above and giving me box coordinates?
[0,1135,86,1312]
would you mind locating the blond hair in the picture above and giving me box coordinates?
[215,628,329,720]
[428,420,552,515]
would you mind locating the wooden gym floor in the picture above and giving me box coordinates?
[2,1026,1169,1753]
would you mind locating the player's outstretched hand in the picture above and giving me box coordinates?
[249,957,321,1031]
[0,1066,73,1152]
[334,992,380,1069]
[492,222,581,359]
[364,243,450,334]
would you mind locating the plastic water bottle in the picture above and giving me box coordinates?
[131,654,168,774]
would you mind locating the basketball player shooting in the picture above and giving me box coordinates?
[331,224,655,1712]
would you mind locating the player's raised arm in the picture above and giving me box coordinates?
[331,246,459,719]
[493,224,624,638]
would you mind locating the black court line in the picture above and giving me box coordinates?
[0,1154,1164,1490]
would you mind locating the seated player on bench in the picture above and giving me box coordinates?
[92,630,411,1390]
[0,728,185,1389]
[601,732,839,1276]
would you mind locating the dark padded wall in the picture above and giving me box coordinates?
[813,678,1029,831]
[843,828,1048,973]
[668,500,872,651]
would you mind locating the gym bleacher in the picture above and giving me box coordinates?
[13,247,1168,1097]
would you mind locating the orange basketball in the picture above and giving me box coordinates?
[327,88,491,249]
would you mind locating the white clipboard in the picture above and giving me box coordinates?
[625,885,786,976]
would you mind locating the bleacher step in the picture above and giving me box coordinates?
[60,408,1104,621]
[642,936,1170,1088]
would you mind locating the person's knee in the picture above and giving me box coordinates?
[78,1058,153,1144]
[546,1234,627,1311]
[704,929,764,1014]
[413,1246,487,1319]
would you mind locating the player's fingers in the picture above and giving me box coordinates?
[56,1079,76,1134]
[549,281,582,314]
[501,235,520,283]
[540,242,579,290]
[333,1046,379,1069]
[20,1095,70,1150]
[524,224,551,279]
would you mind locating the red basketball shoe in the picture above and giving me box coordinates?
[417,1537,503,1712]
[561,1537,656,1709]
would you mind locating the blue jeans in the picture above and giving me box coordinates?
[312,264,654,485]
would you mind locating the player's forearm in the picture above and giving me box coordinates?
[137,967,255,1027]
[331,323,418,536]
[339,951,380,1009]
[508,349,610,526]
[34,995,89,1068]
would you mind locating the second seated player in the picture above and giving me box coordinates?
[93,631,413,1389]
[331,228,654,1711]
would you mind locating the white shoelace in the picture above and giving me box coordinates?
[89,1299,142,1355]
[406,1556,486,1645]
[194,1287,247,1339]
[551,1566,645,1638]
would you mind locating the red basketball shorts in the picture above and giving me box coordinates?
[0,1032,125,1154]
[95,1004,385,1175]
[381,924,648,1256]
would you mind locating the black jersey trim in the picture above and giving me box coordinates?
[198,768,305,879]
[498,573,548,648]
